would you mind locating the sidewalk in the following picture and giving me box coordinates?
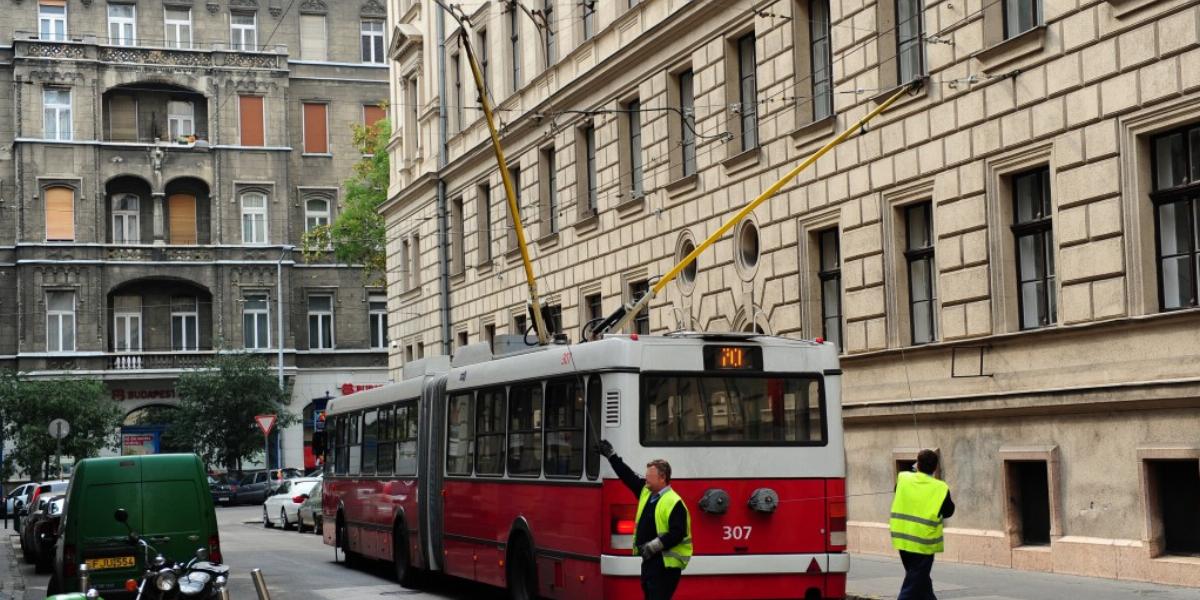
[846,553,1200,600]
[1,533,27,600]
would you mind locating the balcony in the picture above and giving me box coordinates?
[12,32,287,70]
[103,83,210,146]
[110,351,216,371]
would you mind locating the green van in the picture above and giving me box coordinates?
[48,454,222,595]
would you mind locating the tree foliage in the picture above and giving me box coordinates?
[170,353,296,473]
[0,371,122,481]
[301,115,390,286]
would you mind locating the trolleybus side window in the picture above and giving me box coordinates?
[362,409,379,474]
[476,388,507,476]
[585,375,602,480]
[347,412,362,475]
[377,406,395,475]
[397,402,419,476]
[641,374,825,445]
[544,377,584,478]
[447,393,474,475]
[334,416,349,475]
[508,383,543,477]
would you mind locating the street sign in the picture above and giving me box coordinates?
[49,419,70,439]
[255,414,277,436]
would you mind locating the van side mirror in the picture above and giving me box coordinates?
[114,509,128,523]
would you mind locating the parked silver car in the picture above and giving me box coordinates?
[297,480,323,534]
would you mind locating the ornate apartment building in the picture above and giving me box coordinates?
[0,0,393,469]
[383,0,1200,586]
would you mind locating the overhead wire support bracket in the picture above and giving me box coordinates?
[435,0,551,346]
[592,81,923,339]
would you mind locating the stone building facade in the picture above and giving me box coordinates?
[0,0,393,469]
[383,0,1200,586]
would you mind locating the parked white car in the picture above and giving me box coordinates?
[5,483,37,518]
[262,477,321,530]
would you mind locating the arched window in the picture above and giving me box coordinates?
[305,197,330,232]
[112,194,140,244]
[241,191,268,244]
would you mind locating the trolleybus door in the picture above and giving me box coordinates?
[418,375,447,571]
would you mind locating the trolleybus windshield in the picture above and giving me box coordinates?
[640,375,825,445]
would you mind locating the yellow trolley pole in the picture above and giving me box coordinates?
[602,82,922,336]
[438,0,550,345]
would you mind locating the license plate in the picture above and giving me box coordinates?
[218,496,230,501]
[86,556,135,570]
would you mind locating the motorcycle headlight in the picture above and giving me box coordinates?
[156,568,178,592]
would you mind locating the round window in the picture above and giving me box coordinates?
[679,238,697,286]
[736,220,760,276]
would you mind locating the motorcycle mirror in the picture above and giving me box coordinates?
[196,547,209,562]
[114,508,129,523]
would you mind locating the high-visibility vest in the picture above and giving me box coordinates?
[633,487,693,569]
[889,471,949,555]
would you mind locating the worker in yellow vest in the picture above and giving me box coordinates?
[598,440,692,600]
[890,449,955,600]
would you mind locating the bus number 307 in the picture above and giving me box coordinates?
[722,525,753,540]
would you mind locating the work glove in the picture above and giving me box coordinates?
[596,440,615,458]
[639,537,664,559]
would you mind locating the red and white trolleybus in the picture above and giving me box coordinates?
[322,332,847,599]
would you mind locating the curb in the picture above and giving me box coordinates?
[846,595,883,600]
[4,534,28,598]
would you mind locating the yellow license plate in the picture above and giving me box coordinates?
[85,556,136,570]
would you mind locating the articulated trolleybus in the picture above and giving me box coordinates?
[322,332,847,599]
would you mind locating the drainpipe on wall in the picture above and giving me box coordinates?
[435,3,453,357]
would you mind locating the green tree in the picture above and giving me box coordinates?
[171,353,296,473]
[301,116,390,285]
[0,371,122,481]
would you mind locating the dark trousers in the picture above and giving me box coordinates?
[640,555,682,600]
[898,550,937,600]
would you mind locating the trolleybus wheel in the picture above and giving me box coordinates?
[338,517,361,567]
[506,536,538,600]
[393,526,418,587]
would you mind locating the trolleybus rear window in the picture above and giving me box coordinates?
[640,375,825,445]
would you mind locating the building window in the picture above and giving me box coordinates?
[302,102,329,154]
[736,33,759,151]
[1144,458,1200,556]
[243,293,270,349]
[582,0,596,40]
[108,4,136,46]
[477,27,489,85]
[43,88,72,141]
[1012,167,1056,329]
[45,291,75,352]
[585,293,603,326]
[168,193,197,245]
[241,192,269,244]
[168,101,195,140]
[308,295,335,349]
[1004,0,1039,39]
[456,331,469,350]
[410,234,421,287]
[300,14,327,61]
[630,279,650,335]
[543,0,556,65]
[818,229,842,349]
[545,305,563,335]
[450,196,465,274]
[39,1,67,41]
[400,239,412,291]
[404,76,419,156]
[514,314,528,338]
[1151,125,1200,310]
[896,0,925,83]
[509,6,522,90]
[810,0,833,121]
[506,165,522,251]
[171,296,199,351]
[478,182,493,263]
[581,124,597,216]
[361,20,385,63]
[230,12,257,51]
[451,52,463,134]
[369,294,388,349]
[113,296,142,353]
[1004,460,1052,546]
[679,70,697,177]
[305,197,330,232]
[44,186,75,241]
[112,194,140,244]
[239,95,265,147]
[540,146,558,235]
[625,99,644,198]
[164,8,193,49]
[484,323,496,351]
[905,203,936,344]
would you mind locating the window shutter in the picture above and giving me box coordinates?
[45,186,75,241]
[169,193,198,244]
[303,103,328,154]
[364,105,386,127]
[300,15,327,61]
[239,95,265,146]
[108,94,137,141]
[40,0,67,6]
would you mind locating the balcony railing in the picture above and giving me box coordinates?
[13,33,287,69]
[110,351,216,371]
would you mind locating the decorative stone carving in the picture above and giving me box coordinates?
[269,6,281,17]
[221,52,279,69]
[81,0,93,6]
[361,0,385,18]
[99,47,213,67]
[206,1,219,14]
[299,0,327,14]
[24,43,87,59]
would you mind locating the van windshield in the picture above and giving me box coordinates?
[640,374,825,446]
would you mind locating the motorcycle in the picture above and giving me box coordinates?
[113,508,231,600]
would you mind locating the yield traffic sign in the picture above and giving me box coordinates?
[255,414,277,436]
